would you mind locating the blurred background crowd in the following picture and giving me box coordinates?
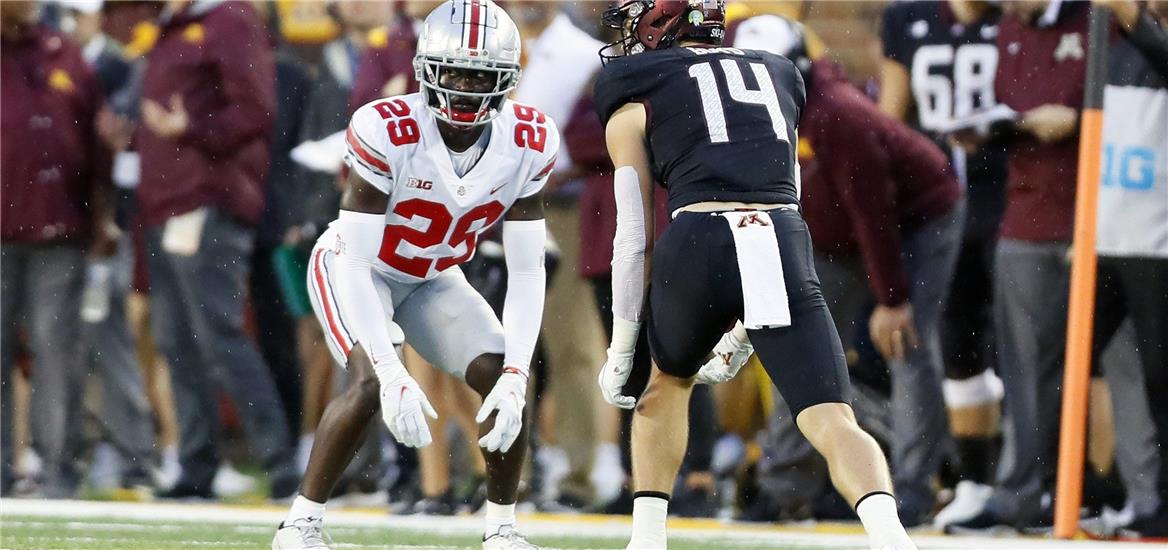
[1,0,1165,537]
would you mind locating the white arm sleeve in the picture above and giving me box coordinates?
[502,219,547,374]
[611,166,647,327]
[333,210,405,382]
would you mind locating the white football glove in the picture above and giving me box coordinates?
[598,348,637,409]
[476,369,528,453]
[695,328,754,385]
[380,372,438,448]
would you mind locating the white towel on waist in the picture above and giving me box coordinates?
[719,211,791,329]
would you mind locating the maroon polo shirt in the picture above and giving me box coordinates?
[349,14,419,113]
[995,1,1089,242]
[1,26,106,244]
[799,62,962,306]
[137,1,275,228]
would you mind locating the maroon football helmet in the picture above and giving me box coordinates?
[600,0,727,63]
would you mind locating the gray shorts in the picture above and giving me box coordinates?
[307,231,504,379]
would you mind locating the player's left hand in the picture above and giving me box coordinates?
[869,303,920,362]
[476,368,528,453]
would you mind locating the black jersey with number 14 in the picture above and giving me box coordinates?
[594,47,805,214]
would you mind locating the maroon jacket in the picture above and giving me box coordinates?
[348,14,419,113]
[566,92,669,279]
[1,27,106,244]
[995,2,1089,242]
[800,62,962,306]
[138,1,274,228]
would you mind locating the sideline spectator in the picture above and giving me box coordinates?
[60,0,156,491]
[948,0,1090,531]
[1092,0,1168,537]
[137,0,296,499]
[1,0,117,498]
[251,1,313,442]
[291,0,391,476]
[511,0,608,511]
[878,0,1007,528]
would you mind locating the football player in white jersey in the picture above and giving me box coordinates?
[273,2,556,549]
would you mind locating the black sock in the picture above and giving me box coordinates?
[954,435,1001,485]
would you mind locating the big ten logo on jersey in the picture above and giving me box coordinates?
[911,44,998,130]
[380,198,506,279]
[513,104,548,152]
[373,98,421,146]
[406,178,433,190]
[1102,144,1158,191]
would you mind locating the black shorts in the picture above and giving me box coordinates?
[645,208,850,416]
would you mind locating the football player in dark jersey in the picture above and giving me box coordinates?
[592,2,915,548]
[878,0,1007,529]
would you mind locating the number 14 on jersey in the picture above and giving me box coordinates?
[689,59,790,144]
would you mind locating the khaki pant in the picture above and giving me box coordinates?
[542,205,606,501]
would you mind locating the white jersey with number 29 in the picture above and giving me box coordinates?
[343,92,559,283]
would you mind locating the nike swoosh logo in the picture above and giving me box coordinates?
[489,183,506,194]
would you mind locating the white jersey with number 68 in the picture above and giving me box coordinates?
[343,92,559,283]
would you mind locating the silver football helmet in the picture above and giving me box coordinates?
[414,0,522,127]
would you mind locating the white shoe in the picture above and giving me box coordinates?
[591,443,625,507]
[534,446,569,502]
[483,526,539,549]
[933,481,993,529]
[87,443,123,491]
[213,462,257,497]
[272,517,331,550]
[153,445,182,490]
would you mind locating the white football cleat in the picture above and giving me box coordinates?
[933,481,993,529]
[695,327,753,385]
[483,526,539,549]
[272,517,330,550]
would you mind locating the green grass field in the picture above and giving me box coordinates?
[0,499,1157,550]
[0,514,851,550]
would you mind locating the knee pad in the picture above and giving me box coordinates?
[943,369,1004,409]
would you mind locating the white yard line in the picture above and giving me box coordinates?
[0,499,1156,549]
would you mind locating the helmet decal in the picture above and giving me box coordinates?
[599,0,727,64]
[461,0,487,51]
